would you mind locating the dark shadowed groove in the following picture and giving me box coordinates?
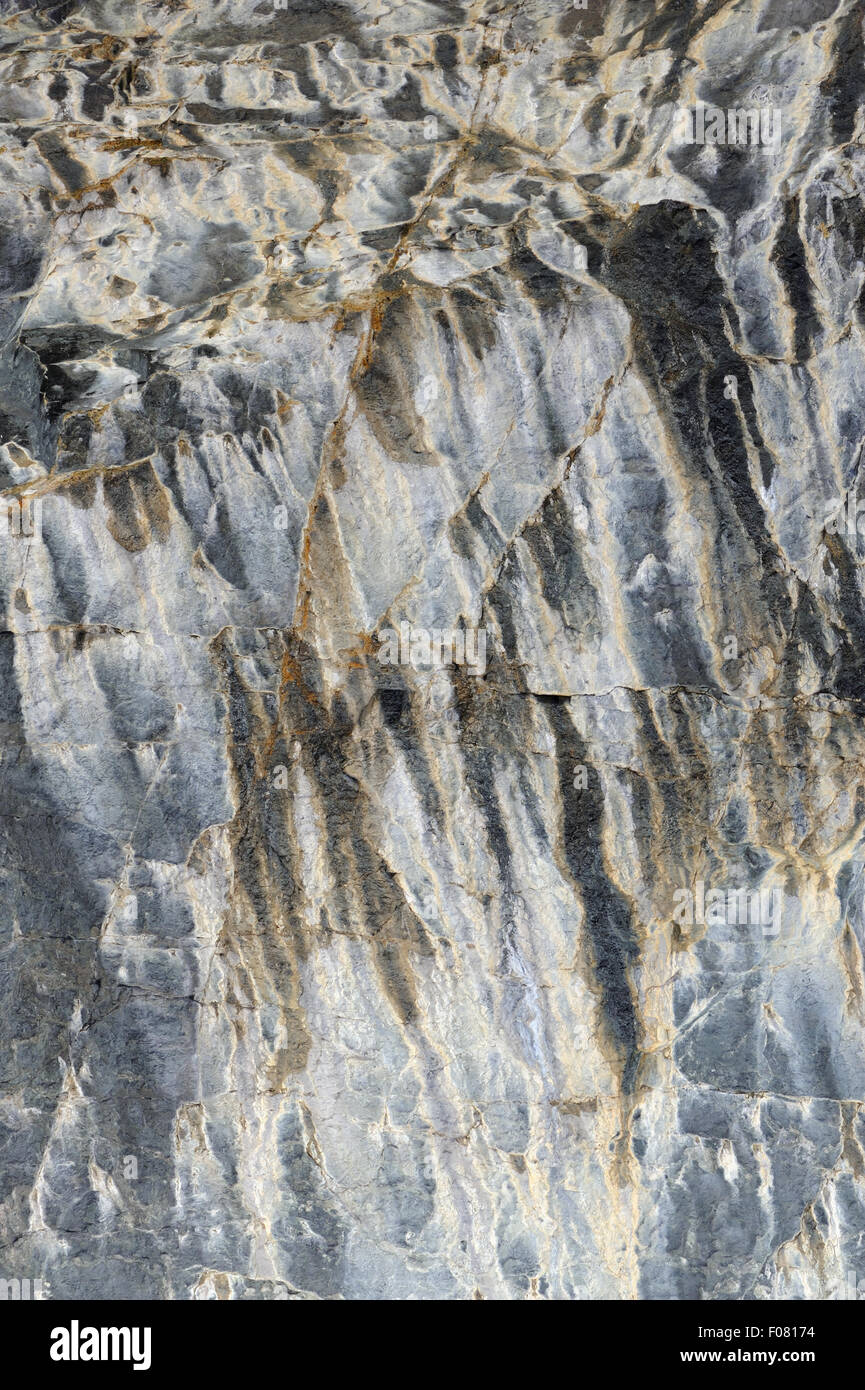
[600,200,795,656]
[820,3,865,146]
[544,700,641,1096]
[772,194,821,362]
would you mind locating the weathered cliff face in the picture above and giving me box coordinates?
[0,0,864,1301]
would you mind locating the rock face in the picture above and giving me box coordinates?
[0,0,864,1302]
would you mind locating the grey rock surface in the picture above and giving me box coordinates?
[1,0,865,1300]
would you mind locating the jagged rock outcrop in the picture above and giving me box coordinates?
[1,0,865,1300]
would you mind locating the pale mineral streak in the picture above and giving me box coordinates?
[0,0,864,1301]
